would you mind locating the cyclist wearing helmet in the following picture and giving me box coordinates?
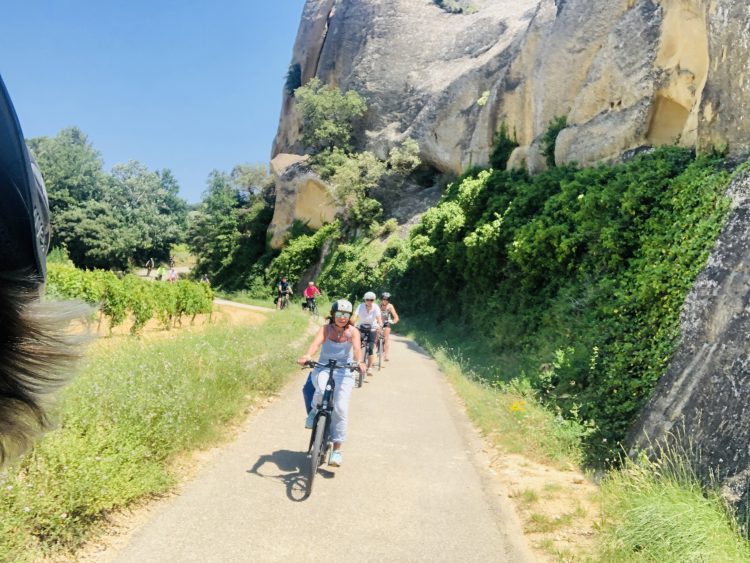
[0,74,83,462]
[379,292,400,362]
[276,275,292,309]
[351,291,382,375]
[297,299,367,467]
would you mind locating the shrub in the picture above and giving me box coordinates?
[540,115,567,168]
[489,123,518,170]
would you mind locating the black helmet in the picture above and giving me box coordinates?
[381,292,391,300]
[0,74,50,283]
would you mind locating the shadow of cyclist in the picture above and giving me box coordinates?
[248,449,335,502]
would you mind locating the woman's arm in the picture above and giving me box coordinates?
[297,326,326,365]
[351,328,367,369]
[389,304,399,324]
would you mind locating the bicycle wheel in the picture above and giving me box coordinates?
[305,416,326,497]
[356,366,365,388]
[377,335,383,371]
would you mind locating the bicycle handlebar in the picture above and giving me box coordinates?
[302,359,362,370]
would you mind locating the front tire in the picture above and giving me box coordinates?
[305,417,326,498]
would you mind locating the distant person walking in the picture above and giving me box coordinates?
[145,257,155,277]
[156,265,166,281]
[167,268,177,283]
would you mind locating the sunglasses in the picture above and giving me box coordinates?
[334,312,351,319]
[365,299,374,302]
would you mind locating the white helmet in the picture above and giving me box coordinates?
[331,299,353,314]
[363,291,376,301]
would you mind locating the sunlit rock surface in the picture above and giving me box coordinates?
[274,0,750,174]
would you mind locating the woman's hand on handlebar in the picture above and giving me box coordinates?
[297,356,311,366]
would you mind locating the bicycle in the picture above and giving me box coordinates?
[302,358,359,498]
[376,328,384,371]
[279,291,291,310]
[357,324,376,387]
[307,298,319,319]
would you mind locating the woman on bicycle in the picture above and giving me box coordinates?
[303,281,321,312]
[297,299,366,467]
[379,292,400,362]
[351,291,382,375]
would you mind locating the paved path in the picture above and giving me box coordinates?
[110,335,533,562]
[213,297,276,313]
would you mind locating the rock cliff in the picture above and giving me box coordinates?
[274,0,750,173]
[629,165,750,511]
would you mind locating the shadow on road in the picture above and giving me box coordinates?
[248,449,335,502]
[401,337,431,358]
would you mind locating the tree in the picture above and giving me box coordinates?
[28,127,107,247]
[294,78,367,153]
[187,165,276,289]
[29,128,188,269]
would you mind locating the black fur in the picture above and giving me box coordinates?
[0,274,87,462]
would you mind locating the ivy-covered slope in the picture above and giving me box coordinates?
[268,147,735,462]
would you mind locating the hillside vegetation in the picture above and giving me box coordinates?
[266,146,735,464]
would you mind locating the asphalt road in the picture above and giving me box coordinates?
[110,334,533,562]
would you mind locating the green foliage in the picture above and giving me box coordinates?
[46,263,212,334]
[0,313,308,560]
[599,446,750,561]
[284,63,302,96]
[29,128,188,270]
[394,147,733,463]
[274,147,732,465]
[489,123,519,170]
[312,140,421,232]
[294,77,367,153]
[270,222,341,285]
[541,116,567,168]
[187,167,274,290]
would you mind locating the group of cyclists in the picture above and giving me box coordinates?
[280,274,399,468]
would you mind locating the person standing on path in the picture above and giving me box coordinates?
[297,299,367,467]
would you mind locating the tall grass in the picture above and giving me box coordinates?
[0,311,308,561]
[599,445,750,561]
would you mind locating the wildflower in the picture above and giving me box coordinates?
[23,506,30,513]
[510,400,526,412]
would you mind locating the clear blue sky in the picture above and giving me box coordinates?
[0,1,306,203]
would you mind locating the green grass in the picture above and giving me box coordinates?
[599,447,750,562]
[0,311,309,561]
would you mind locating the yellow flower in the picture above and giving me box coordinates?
[510,400,526,412]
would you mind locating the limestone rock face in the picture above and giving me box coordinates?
[628,166,750,511]
[273,0,750,175]
[268,153,337,249]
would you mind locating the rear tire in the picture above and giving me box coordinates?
[305,416,326,498]
[377,335,383,371]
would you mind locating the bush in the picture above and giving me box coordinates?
[540,116,567,167]
[489,123,518,170]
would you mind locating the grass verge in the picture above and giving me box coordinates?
[599,447,750,562]
[401,321,587,469]
[0,310,308,561]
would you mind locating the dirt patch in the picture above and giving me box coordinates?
[87,302,267,342]
[491,450,600,561]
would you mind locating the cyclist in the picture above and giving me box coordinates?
[351,291,382,376]
[297,299,367,467]
[276,275,293,309]
[303,280,321,312]
[0,73,83,462]
[379,292,400,362]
